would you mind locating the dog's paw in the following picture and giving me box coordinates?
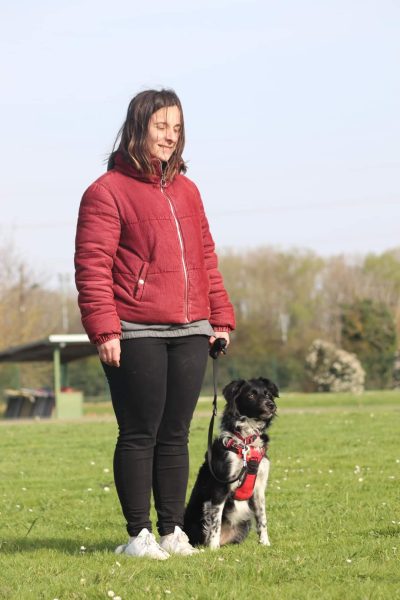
[208,539,220,550]
[259,533,271,546]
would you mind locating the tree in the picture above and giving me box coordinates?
[363,248,400,340]
[217,248,325,390]
[341,299,397,389]
[0,235,84,392]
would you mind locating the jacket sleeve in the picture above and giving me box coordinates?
[198,195,236,332]
[74,182,122,344]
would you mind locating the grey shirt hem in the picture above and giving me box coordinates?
[120,319,215,340]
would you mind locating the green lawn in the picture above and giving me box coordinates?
[80,389,400,418]
[0,393,399,599]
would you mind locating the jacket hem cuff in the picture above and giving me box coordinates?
[93,333,121,345]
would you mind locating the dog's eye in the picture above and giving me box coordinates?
[248,393,255,399]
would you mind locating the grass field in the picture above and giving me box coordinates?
[0,391,399,599]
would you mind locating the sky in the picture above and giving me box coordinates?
[1,0,399,289]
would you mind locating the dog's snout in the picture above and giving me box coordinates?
[264,398,276,411]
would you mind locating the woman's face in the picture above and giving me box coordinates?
[146,105,182,162]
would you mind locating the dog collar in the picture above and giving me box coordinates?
[232,431,259,445]
[224,438,265,462]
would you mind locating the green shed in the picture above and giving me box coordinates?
[0,334,97,419]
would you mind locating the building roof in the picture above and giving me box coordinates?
[0,334,97,364]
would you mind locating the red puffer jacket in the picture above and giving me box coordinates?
[75,152,235,344]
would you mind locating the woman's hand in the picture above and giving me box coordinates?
[209,331,230,352]
[97,338,121,367]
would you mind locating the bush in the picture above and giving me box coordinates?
[305,339,365,393]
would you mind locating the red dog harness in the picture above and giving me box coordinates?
[225,433,266,501]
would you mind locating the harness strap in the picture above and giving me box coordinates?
[224,439,265,460]
[233,431,259,445]
[233,468,258,500]
[224,439,266,500]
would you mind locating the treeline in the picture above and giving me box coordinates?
[0,239,399,394]
[214,247,398,391]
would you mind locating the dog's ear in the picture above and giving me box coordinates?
[222,379,246,415]
[223,379,246,401]
[259,377,280,399]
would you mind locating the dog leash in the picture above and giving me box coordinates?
[208,339,247,485]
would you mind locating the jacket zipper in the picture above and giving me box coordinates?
[160,174,189,323]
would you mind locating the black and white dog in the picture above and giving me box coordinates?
[184,377,278,549]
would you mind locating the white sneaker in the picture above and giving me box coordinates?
[115,528,169,560]
[159,526,199,556]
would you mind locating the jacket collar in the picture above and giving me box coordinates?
[111,151,167,185]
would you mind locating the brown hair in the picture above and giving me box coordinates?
[108,89,187,180]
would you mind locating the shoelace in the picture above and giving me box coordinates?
[144,534,156,546]
[175,531,190,545]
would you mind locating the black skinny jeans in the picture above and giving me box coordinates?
[102,335,209,537]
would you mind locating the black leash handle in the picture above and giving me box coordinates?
[207,339,246,485]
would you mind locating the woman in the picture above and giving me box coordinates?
[75,89,235,559]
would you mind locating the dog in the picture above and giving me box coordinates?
[184,377,278,549]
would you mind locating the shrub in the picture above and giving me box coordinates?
[305,339,365,393]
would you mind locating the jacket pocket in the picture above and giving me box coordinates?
[133,261,149,301]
